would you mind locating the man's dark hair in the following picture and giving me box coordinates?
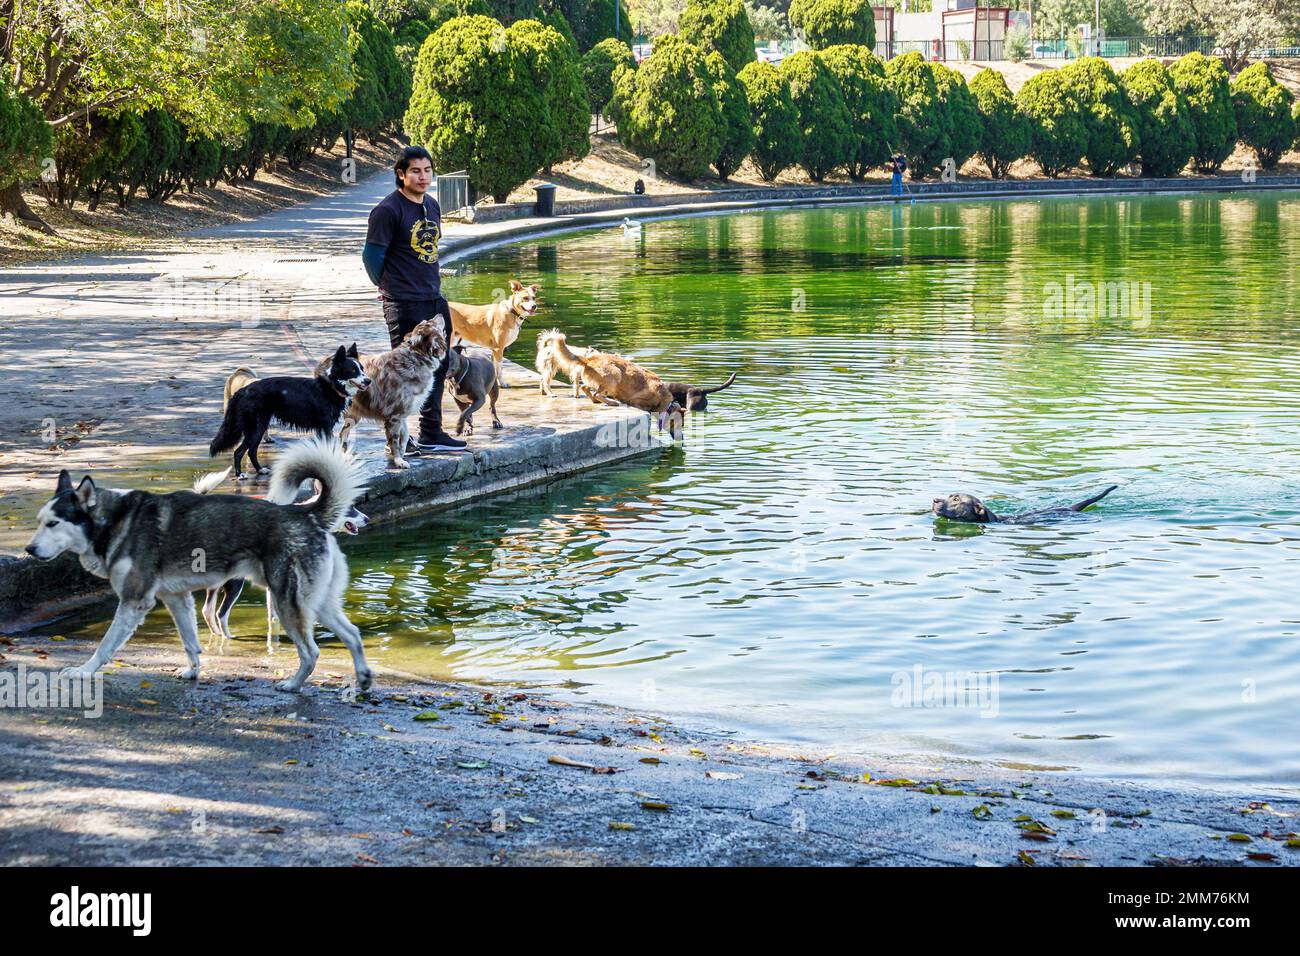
[395,145,434,187]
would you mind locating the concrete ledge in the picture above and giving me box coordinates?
[0,365,667,630]
[466,172,1300,224]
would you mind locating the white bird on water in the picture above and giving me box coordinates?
[621,217,642,234]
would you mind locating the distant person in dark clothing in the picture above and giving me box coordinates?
[890,153,907,197]
[362,145,466,451]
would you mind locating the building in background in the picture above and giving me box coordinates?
[874,1,1029,61]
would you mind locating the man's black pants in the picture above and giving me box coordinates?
[381,295,452,440]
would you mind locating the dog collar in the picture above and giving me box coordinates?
[449,358,470,389]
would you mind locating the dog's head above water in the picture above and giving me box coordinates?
[932,493,993,523]
[26,470,103,560]
[327,343,371,394]
[402,320,448,361]
[507,280,541,318]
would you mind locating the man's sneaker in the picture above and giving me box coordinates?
[414,431,468,452]
[403,437,424,457]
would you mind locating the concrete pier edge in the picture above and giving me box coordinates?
[4,171,1297,628]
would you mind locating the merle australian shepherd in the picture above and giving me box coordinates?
[210,344,371,478]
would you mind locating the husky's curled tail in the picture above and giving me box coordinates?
[267,436,365,534]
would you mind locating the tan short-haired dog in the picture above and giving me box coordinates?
[448,279,540,382]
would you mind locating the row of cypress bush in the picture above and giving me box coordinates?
[607,40,1300,184]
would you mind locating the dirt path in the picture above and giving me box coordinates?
[2,642,1295,866]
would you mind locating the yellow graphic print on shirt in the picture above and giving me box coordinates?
[410,215,440,264]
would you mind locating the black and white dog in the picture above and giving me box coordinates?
[209,344,371,479]
[24,437,373,693]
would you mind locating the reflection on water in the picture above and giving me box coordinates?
[52,194,1300,791]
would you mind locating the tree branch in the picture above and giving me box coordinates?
[48,92,136,126]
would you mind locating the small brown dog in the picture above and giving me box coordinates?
[539,331,684,440]
[448,280,540,383]
[536,327,594,398]
[315,320,447,469]
[222,367,259,413]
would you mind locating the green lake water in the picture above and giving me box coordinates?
[55,193,1300,791]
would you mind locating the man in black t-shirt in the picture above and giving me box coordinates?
[362,145,466,451]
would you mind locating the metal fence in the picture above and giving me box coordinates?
[869,34,1300,63]
[434,170,471,219]
[1029,35,1219,59]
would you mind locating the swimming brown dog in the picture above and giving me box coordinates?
[932,486,1119,524]
[667,372,737,412]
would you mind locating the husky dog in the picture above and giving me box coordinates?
[24,437,373,693]
[446,345,502,436]
[449,280,541,384]
[209,345,371,479]
[314,320,446,469]
[667,373,737,412]
[191,468,369,648]
[535,328,594,398]
[932,485,1119,524]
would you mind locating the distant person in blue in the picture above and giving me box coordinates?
[361,145,466,451]
[890,152,907,198]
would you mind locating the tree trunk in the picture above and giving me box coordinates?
[0,181,57,234]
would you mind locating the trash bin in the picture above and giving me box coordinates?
[533,183,557,217]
